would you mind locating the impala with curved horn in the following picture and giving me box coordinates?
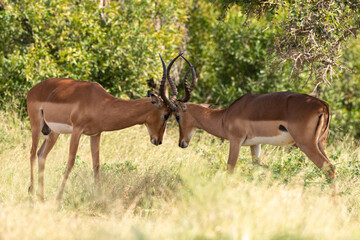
[169,55,335,180]
[27,54,181,201]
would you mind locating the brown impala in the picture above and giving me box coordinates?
[27,54,182,201]
[168,55,335,180]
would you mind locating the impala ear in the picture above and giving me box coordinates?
[177,101,188,112]
[150,94,163,109]
[147,90,155,97]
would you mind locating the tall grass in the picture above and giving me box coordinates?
[1,111,360,239]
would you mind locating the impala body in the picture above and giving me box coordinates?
[28,78,169,139]
[27,55,181,201]
[169,55,335,179]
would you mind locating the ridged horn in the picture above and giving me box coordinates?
[166,53,183,102]
[159,54,178,111]
[179,55,197,102]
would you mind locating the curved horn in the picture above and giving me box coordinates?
[166,53,183,102]
[180,55,197,102]
[159,54,178,111]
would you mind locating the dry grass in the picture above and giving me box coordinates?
[1,111,360,239]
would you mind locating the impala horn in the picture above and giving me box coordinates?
[178,55,197,102]
[159,54,182,111]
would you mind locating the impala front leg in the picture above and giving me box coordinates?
[227,139,242,173]
[90,133,101,190]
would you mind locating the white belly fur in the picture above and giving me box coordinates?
[243,131,294,146]
[46,122,73,134]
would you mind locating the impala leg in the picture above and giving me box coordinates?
[227,139,242,173]
[250,144,261,164]
[289,115,335,180]
[56,129,82,201]
[90,133,101,190]
[37,132,60,201]
[29,128,41,195]
[297,143,335,180]
[317,135,332,176]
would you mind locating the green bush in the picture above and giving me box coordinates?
[186,2,360,139]
[0,0,189,110]
[1,0,360,138]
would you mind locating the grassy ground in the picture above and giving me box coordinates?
[1,111,360,240]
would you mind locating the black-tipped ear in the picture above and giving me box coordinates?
[147,90,155,97]
[177,101,188,112]
[150,94,163,109]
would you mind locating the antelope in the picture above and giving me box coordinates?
[27,54,181,201]
[168,55,335,180]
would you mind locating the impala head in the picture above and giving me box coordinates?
[175,101,195,148]
[145,54,182,146]
[166,55,198,148]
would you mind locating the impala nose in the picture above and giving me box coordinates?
[179,140,188,148]
[158,141,162,145]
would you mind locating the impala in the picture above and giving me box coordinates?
[169,55,335,180]
[27,54,181,201]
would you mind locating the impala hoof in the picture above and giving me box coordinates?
[28,185,34,194]
[151,139,160,146]
[179,141,188,148]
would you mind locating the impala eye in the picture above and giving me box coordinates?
[175,115,181,123]
[163,113,170,121]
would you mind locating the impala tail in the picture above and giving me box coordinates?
[316,102,334,179]
[40,109,51,136]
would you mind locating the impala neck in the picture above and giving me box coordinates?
[187,103,227,139]
[102,97,153,131]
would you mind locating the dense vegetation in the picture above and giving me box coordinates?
[217,0,360,83]
[1,0,360,137]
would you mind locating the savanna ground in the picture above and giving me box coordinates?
[1,111,360,240]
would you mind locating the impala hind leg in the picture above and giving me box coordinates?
[56,129,82,201]
[29,128,41,195]
[90,134,101,189]
[297,143,335,180]
[250,144,261,164]
[37,132,59,201]
[289,114,335,180]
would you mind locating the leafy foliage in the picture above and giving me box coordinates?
[1,0,360,138]
[216,0,360,84]
[186,1,360,138]
[187,5,297,106]
[0,0,188,110]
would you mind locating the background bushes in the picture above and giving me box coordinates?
[0,0,359,138]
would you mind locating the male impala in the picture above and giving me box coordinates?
[27,54,181,201]
[169,55,335,180]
